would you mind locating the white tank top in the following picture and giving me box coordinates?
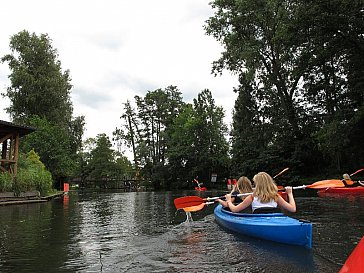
[251,196,277,212]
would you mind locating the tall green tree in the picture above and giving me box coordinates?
[206,0,364,175]
[1,30,73,124]
[192,89,229,179]
[114,86,185,188]
[87,134,115,187]
[167,89,229,186]
[297,0,364,170]
[20,116,77,183]
[1,30,85,185]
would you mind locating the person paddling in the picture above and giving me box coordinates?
[217,176,253,208]
[342,173,364,187]
[194,176,203,188]
[225,172,296,214]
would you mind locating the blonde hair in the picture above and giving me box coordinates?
[231,176,253,194]
[253,172,279,203]
[343,173,350,180]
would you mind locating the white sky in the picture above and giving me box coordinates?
[0,0,238,150]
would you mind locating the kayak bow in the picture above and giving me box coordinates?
[339,236,364,273]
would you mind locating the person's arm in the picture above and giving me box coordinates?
[342,179,352,187]
[277,186,296,212]
[217,199,228,207]
[226,194,252,213]
[217,196,235,207]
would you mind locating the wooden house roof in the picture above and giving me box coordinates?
[0,120,36,138]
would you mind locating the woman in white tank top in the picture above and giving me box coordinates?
[225,172,296,213]
[251,196,277,212]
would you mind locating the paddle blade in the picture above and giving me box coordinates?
[174,196,204,210]
[307,179,345,189]
[183,203,206,212]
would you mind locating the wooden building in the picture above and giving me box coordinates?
[0,120,35,176]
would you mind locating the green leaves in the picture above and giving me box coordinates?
[2,30,73,125]
[208,0,364,175]
[114,88,229,188]
[2,30,85,186]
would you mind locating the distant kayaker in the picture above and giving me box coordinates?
[342,173,364,187]
[217,176,253,208]
[225,172,296,214]
[194,176,203,188]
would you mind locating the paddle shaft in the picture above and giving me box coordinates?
[273,167,289,179]
[175,179,344,210]
[350,168,364,176]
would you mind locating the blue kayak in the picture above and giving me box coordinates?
[214,204,312,248]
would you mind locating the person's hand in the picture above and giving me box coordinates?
[225,193,232,202]
[285,186,293,195]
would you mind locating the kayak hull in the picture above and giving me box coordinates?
[214,204,312,248]
[195,187,207,191]
[318,186,364,197]
[340,236,364,273]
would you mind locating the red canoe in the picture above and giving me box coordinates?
[339,236,364,273]
[318,186,364,197]
[195,187,207,191]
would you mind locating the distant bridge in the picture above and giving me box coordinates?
[69,177,150,190]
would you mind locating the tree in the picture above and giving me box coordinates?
[192,89,229,179]
[1,30,73,125]
[20,116,77,187]
[87,134,115,186]
[2,30,85,185]
[114,86,185,188]
[206,0,364,175]
[167,90,229,186]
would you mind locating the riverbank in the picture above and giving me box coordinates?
[0,191,65,206]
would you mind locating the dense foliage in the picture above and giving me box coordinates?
[1,30,85,187]
[0,150,54,195]
[2,0,363,190]
[114,88,229,189]
[79,134,133,188]
[206,0,364,178]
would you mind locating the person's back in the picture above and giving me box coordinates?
[218,176,253,211]
[251,172,280,213]
[342,173,356,187]
[224,172,297,214]
[231,176,253,203]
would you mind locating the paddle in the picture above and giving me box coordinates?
[308,169,364,189]
[273,167,289,190]
[273,167,289,179]
[350,168,364,177]
[294,180,345,189]
[174,193,251,210]
[174,178,347,211]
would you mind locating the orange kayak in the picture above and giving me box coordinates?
[195,187,207,191]
[318,186,364,197]
[339,236,364,273]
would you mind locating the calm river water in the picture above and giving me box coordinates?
[0,189,363,273]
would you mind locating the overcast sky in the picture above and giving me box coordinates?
[0,0,238,147]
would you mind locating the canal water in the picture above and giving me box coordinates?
[0,190,363,273]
